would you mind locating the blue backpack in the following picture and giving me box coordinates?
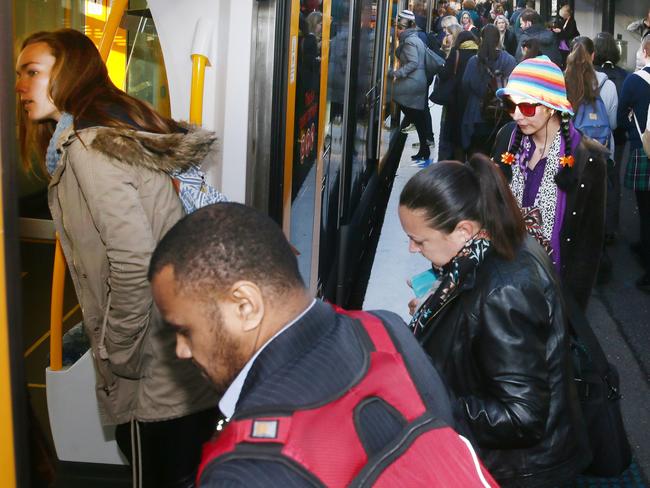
[573,80,612,148]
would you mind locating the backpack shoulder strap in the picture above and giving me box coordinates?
[634,69,650,86]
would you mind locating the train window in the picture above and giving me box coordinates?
[122,8,171,117]
[14,0,86,202]
[288,3,326,286]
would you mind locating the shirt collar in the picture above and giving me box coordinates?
[218,299,317,418]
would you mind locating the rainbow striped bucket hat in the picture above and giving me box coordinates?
[496,55,574,116]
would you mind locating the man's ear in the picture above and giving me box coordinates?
[230,281,265,332]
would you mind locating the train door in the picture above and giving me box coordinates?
[1,2,28,486]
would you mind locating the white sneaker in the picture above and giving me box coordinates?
[401,123,417,134]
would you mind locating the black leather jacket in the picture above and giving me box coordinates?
[421,236,591,487]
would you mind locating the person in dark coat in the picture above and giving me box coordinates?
[149,203,495,487]
[616,37,650,292]
[510,0,535,40]
[516,9,562,66]
[552,4,580,67]
[494,14,518,56]
[438,30,479,160]
[491,55,608,310]
[461,24,517,154]
[399,156,591,487]
[594,31,629,244]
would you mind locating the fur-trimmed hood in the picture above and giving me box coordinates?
[59,122,218,174]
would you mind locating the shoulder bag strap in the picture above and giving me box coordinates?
[631,70,650,133]
[563,288,610,378]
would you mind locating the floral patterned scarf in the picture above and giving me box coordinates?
[409,232,491,340]
[509,131,561,245]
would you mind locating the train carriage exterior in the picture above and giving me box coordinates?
[1,0,648,486]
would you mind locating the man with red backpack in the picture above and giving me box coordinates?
[149,202,498,487]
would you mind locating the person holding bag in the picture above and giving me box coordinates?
[16,29,221,487]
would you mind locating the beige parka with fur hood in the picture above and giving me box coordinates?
[48,124,220,426]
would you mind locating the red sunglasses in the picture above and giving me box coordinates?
[504,99,541,117]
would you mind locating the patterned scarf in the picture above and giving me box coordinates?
[46,113,227,214]
[510,131,561,245]
[409,232,491,340]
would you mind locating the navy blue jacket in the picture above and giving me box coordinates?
[199,301,455,487]
[617,66,650,149]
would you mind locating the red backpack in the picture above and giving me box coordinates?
[196,309,499,487]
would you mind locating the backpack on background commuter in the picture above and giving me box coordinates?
[573,79,612,148]
[632,69,650,155]
[563,290,632,477]
[480,63,508,130]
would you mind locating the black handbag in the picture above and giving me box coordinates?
[429,50,459,106]
[564,291,632,477]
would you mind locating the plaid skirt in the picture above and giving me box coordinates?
[624,147,650,191]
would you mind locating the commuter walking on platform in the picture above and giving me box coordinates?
[462,24,516,155]
[459,10,480,36]
[391,10,432,161]
[492,56,608,310]
[399,156,591,487]
[516,9,562,66]
[16,29,220,487]
[438,30,479,161]
[594,32,629,244]
[149,203,499,488]
[494,14,518,56]
[552,4,580,67]
[617,36,650,292]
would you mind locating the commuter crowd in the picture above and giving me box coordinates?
[14,3,650,486]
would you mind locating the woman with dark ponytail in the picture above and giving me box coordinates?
[399,155,590,487]
[491,55,608,310]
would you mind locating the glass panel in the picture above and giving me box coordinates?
[289,2,325,284]
[319,0,351,288]
[348,0,379,208]
[123,13,171,117]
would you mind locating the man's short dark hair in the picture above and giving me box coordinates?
[149,203,305,297]
[520,8,541,25]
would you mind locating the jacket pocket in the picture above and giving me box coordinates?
[99,291,150,380]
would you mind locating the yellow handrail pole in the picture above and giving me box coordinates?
[98,0,128,62]
[190,54,208,126]
[0,152,16,488]
[49,235,65,371]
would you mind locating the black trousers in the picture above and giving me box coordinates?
[115,408,219,488]
[400,105,430,158]
[636,190,650,273]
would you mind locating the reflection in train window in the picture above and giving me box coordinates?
[123,8,171,117]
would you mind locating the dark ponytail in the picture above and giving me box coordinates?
[400,156,526,260]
